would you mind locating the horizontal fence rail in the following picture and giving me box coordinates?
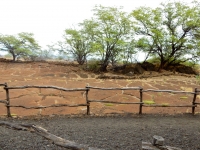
[88,100,143,105]
[0,83,6,86]
[4,85,87,91]
[143,89,195,94]
[0,83,199,117]
[142,104,197,107]
[87,86,142,90]
[8,104,88,109]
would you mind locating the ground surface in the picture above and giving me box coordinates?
[0,114,200,150]
[0,61,200,116]
[0,61,200,150]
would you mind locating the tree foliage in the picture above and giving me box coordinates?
[131,1,200,70]
[83,5,132,71]
[63,28,94,65]
[0,32,40,61]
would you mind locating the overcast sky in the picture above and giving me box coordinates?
[0,0,195,49]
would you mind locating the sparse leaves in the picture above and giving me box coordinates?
[0,32,40,61]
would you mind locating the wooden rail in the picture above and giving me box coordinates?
[7,104,88,109]
[88,100,143,104]
[143,89,195,94]
[0,83,6,86]
[87,86,141,90]
[4,85,86,91]
[0,83,199,117]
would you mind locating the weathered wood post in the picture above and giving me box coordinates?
[192,88,197,115]
[85,86,90,115]
[4,83,11,117]
[139,87,143,115]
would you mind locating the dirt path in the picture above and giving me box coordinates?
[0,114,200,150]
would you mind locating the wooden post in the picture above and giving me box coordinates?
[85,87,90,115]
[4,83,11,117]
[139,88,143,115]
[192,88,197,115]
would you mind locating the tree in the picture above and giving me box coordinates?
[80,5,132,71]
[63,28,94,65]
[0,32,40,61]
[131,1,200,70]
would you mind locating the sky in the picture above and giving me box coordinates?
[0,0,195,50]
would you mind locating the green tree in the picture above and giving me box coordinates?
[0,32,40,61]
[81,5,132,71]
[131,1,200,70]
[63,28,94,65]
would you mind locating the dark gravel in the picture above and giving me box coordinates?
[0,114,200,150]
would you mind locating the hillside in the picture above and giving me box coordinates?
[0,60,200,117]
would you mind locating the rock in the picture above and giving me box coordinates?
[142,136,182,150]
[126,71,134,76]
[134,63,145,74]
[158,146,182,150]
[142,142,160,150]
[152,135,164,146]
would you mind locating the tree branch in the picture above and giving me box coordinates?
[0,121,103,150]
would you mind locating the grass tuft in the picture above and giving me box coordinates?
[104,103,114,106]
[143,100,155,105]
[161,103,169,107]
[179,96,188,99]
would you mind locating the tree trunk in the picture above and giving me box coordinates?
[100,63,108,72]
[11,53,16,62]
[158,56,166,71]
[100,58,109,72]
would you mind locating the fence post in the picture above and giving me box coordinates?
[4,83,11,117]
[85,86,90,115]
[192,88,197,115]
[139,87,143,115]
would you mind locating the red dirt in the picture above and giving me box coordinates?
[0,61,200,117]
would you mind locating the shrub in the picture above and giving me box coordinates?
[85,59,101,72]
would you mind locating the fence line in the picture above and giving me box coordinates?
[143,104,197,107]
[7,104,88,109]
[143,89,195,94]
[88,100,143,105]
[87,86,141,90]
[4,85,87,91]
[0,83,199,117]
[0,83,6,86]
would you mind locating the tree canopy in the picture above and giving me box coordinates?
[0,32,40,61]
[62,1,200,71]
[63,5,133,70]
[1,1,200,71]
[83,5,132,71]
[63,28,94,65]
[131,1,200,70]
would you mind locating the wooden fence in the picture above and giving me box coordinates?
[0,83,199,117]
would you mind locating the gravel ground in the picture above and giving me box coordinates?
[0,114,200,150]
